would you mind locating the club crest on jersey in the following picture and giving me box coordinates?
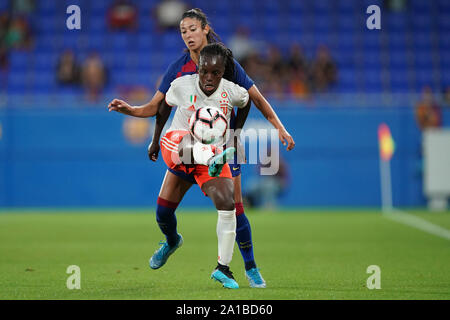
[219,99,229,115]
[221,92,228,99]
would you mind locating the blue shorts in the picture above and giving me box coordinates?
[228,110,242,178]
[229,163,241,177]
[168,164,241,185]
[168,167,197,184]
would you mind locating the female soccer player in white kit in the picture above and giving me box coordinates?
[111,43,250,289]
[157,43,250,289]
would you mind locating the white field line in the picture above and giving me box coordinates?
[382,208,450,241]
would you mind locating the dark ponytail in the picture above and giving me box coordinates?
[181,8,221,44]
[200,43,235,82]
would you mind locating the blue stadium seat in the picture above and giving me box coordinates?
[37,17,59,33]
[388,32,407,49]
[364,77,383,93]
[89,17,106,33]
[338,15,357,32]
[34,53,59,70]
[438,0,450,14]
[389,51,408,69]
[313,15,332,33]
[136,34,154,50]
[437,13,450,31]
[337,0,355,14]
[364,52,382,68]
[411,0,432,11]
[441,72,450,85]
[415,50,434,69]
[213,16,232,35]
[162,31,182,50]
[415,70,435,87]
[385,13,408,33]
[390,70,410,92]
[40,0,57,10]
[4,0,447,98]
[8,71,28,86]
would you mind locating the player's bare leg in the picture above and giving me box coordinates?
[158,169,193,202]
[150,171,192,269]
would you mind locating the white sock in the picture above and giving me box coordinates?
[192,142,214,165]
[217,209,236,266]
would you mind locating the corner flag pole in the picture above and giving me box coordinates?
[379,156,393,212]
[378,123,395,213]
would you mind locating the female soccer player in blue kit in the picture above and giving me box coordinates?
[108,8,295,288]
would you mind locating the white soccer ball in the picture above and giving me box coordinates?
[189,106,228,145]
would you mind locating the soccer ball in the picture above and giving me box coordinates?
[189,106,228,145]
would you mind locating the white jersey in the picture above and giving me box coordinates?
[165,74,249,133]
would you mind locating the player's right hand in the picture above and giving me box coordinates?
[148,141,160,162]
[107,99,133,115]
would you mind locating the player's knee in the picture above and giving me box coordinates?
[215,197,235,211]
[202,178,235,210]
[213,187,235,211]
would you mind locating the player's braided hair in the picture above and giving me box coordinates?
[181,8,221,44]
[200,43,235,82]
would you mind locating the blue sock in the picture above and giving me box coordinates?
[235,203,257,271]
[156,197,179,247]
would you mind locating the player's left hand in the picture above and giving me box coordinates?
[279,128,295,151]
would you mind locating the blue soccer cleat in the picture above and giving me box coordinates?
[245,268,266,288]
[149,234,183,270]
[211,264,239,289]
[208,147,236,177]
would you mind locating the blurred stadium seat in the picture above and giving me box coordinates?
[0,0,447,102]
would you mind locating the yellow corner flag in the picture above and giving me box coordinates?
[378,123,395,161]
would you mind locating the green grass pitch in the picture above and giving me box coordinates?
[0,209,449,300]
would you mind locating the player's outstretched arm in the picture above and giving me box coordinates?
[148,100,172,161]
[248,85,295,151]
[107,91,165,118]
